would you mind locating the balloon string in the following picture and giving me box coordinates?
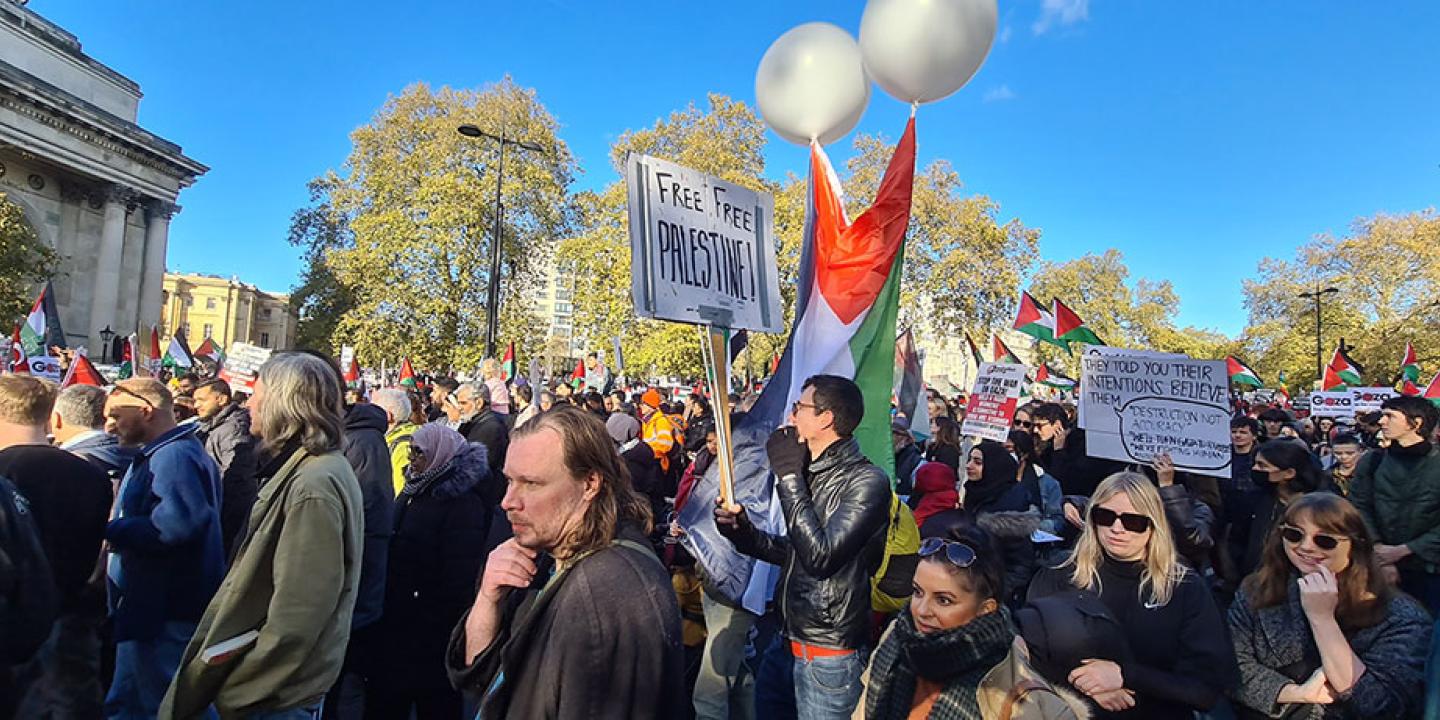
[910,102,918,118]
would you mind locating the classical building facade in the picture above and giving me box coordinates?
[0,1,205,351]
[161,273,296,351]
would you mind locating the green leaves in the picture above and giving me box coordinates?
[0,192,57,326]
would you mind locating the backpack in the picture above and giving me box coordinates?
[0,479,58,664]
[870,492,921,613]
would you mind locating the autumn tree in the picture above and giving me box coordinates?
[297,78,575,371]
[287,176,354,351]
[1240,209,1440,390]
[0,192,57,325]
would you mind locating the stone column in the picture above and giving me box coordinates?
[138,200,179,333]
[88,184,135,352]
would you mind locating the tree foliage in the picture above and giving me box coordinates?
[287,176,354,351]
[296,79,575,371]
[0,192,57,325]
[1240,209,1440,390]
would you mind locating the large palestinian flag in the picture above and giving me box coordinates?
[1422,371,1440,407]
[992,334,1022,364]
[1399,342,1420,384]
[1226,356,1263,388]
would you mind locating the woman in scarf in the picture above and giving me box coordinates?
[964,441,1043,607]
[364,423,501,719]
[859,523,1088,719]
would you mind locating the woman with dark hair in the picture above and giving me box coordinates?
[927,416,965,474]
[1228,493,1429,718]
[858,524,1087,719]
[1237,440,1330,578]
[964,441,1042,607]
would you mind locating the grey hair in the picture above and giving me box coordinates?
[370,388,411,424]
[55,385,107,429]
[464,380,491,405]
[256,352,344,454]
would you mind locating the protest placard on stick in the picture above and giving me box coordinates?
[961,362,1028,442]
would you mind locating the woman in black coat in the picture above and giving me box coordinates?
[365,423,498,720]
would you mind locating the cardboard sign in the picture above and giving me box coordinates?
[25,355,62,381]
[1307,391,1354,417]
[1079,347,1232,477]
[218,342,272,394]
[961,362,1028,442]
[1350,387,1396,414]
[626,153,783,332]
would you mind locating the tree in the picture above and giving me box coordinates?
[1240,209,1440,390]
[287,176,354,351]
[311,78,575,371]
[1027,249,1233,370]
[0,192,57,326]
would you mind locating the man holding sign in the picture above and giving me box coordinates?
[713,375,890,719]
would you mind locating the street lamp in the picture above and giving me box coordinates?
[1297,286,1339,383]
[457,123,545,359]
[98,325,115,364]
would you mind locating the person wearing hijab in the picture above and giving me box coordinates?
[365,423,500,719]
[964,441,1043,607]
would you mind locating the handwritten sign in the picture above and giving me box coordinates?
[626,154,782,332]
[961,362,1028,442]
[1079,347,1231,478]
[218,342,272,394]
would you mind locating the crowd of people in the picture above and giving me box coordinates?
[0,347,1437,719]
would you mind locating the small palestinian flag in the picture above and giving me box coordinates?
[1226,356,1263,388]
[397,358,417,390]
[7,324,27,374]
[1052,298,1104,348]
[1037,363,1077,390]
[1012,291,1067,350]
[147,326,163,376]
[60,351,105,388]
[117,334,136,379]
[1323,343,1363,391]
[569,357,586,390]
[500,342,516,382]
[343,355,360,387]
[1399,342,1421,383]
[965,333,985,367]
[992,334,1021,364]
[1423,371,1440,407]
[1401,379,1421,397]
[162,330,194,371]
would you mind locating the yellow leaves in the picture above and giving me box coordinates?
[0,191,57,325]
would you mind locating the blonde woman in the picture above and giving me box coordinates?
[1025,472,1236,718]
[479,358,511,415]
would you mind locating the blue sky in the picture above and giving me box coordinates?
[36,0,1440,336]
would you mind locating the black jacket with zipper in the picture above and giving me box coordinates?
[721,437,890,650]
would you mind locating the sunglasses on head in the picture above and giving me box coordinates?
[108,385,156,410]
[1089,506,1153,534]
[918,537,978,568]
[1279,524,1350,551]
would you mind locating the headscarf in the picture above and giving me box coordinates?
[407,422,467,487]
[606,412,641,445]
[963,441,1022,514]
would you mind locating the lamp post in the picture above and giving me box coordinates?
[1297,286,1339,384]
[98,325,115,364]
[457,123,544,359]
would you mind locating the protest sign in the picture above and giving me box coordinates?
[961,362,1028,442]
[218,342,272,394]
[1350,387,1396,414]
[1075,345,1183,429]
[25,355,61,381]
[1291,393,1311,412]
[1079,347,1231,477]
[626,153,783,333]
[1308,391,1354,417]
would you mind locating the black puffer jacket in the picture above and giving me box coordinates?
[342,402,395,630]
[722,438,890,649]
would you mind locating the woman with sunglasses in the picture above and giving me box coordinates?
[1228,492,1429,719]
[1027,472,1235,717]
[858,524,1088,719]
[1235,440,1330,580]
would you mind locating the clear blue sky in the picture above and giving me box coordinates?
[36,0,1440,336]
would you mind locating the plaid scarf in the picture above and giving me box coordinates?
[864,607,1015,720]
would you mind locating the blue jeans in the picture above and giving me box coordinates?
[105,621,199,720]
[791,648,866,720]
[754,633,795,720]
[1425,619,1440,720]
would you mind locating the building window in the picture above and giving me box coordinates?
[555,289,572,301]
[260,332,270,348]
[206,298,216,309]
[555,302,572,314]
[263,308,273,319]
[203,324,213,339]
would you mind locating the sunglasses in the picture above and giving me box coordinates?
[108,385,156,410]
[1089,507,1153,534]
[918,537,978,568]
[1279,525,1350,551]
[1013,420,1033,429]
[791,400,821,416]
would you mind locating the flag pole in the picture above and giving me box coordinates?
[701,324,737,509]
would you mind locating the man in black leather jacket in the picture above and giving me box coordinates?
[715,374,890,719]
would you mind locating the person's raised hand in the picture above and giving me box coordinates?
[477,539,539,605]
[1153,452,1176,487]
[1063,501,1084,529]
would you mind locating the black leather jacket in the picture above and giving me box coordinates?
[723,437,890,649]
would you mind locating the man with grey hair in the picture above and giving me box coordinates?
[371,387,418,495]
[163,352,364,719]
[49,384,137,479]
[457,381,508,491]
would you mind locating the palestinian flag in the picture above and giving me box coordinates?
[162,330,194,371]
[1036,363,1077,390]
[965,333,985,367]
[398,358,417,390]
[343,354,360,387]
[194,337,222,364]
[1399,342,1421,383]
[1323,343,1363,391]
[1422,371,1440,407]
[894,329,931,439]
[7,324,27,374]
[500,342,516,382]
[569,357,586,390]
[1012,291,1067,350]
[60,351,105,388]
[117,334,137,379]
[1401,379,1421,397]
[992,334,1021,364]
[1226,356,1263,388]
[1052,298,1104,347]
[19,282,66,357]
[146,326,163,376]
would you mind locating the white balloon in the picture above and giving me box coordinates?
[859,0,998,105]
[755,22,871,146]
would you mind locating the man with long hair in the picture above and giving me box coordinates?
[447,405,683,718]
